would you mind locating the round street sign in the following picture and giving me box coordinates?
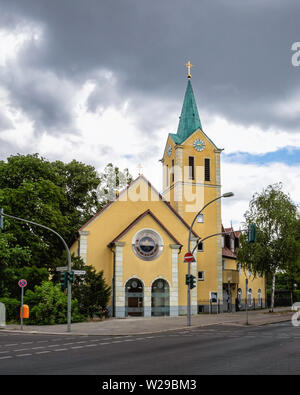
[18,279,27,288]
[184,252,195,263]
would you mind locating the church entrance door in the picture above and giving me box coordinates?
[125,278,144,317]
[151,279,170,316]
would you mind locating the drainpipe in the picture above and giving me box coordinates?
[112,246,116,318]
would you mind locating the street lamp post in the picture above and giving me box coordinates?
[186,192,234,326]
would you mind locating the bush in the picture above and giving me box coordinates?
[24,281,85,325]
[293,290,300,303]
[0,297,20,322]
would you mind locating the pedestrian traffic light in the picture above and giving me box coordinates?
[60,272,68,290]
[0,208,4,232]
[67,271,75,283]
[248,224,257,243]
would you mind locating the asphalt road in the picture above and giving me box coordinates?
[0,322,299,375]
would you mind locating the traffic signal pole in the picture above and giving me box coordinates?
[0,210,72,332]
[187,193,234,327]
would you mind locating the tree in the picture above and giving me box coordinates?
[70,256,111,319]
[0,154,102,272]
[24,281,84,325]
[0,154,131,298]
[96,163,132,208]
[237,183,299,311]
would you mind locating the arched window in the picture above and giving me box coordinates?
[248,288,253,306]
[257,289,262,306]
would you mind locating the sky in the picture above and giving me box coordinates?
[0,0,300,228]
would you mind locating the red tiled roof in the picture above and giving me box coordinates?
[222,246,237,259]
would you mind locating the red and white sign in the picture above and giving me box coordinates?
[18,279,27,288]
[184,252,195,263]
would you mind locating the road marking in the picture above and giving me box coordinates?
[53,348,68,352]
[0,350,10,354]
[70,346,83,349]
[21,342,33,345]
[16,354,32,357]
[0,356,12,360]
[5,343,18,347]
[47,344,60,348]
[36,351,50,354]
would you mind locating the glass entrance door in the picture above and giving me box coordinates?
[125,278,144,317]
[151,279,170,316]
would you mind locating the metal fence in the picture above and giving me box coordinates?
[197,298,265,314]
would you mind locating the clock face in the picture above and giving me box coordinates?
[193,139,205,152]
[167,145,172,157]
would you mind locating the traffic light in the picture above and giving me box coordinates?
[185,274,196,289]
[0,208,4,231]
[67,271,75,284]
[248,224,257,243]
[60,272,68,290]
[185,274,190,285]
[189,275,196,289]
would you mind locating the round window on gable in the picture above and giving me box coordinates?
[132,229,163,261]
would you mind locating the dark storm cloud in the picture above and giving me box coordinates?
[0,0,300,136]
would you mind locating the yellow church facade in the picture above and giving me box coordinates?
[70,70,266,317]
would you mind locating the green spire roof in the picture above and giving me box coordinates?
[170,79,202,145]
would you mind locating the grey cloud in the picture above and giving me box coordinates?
[0,0,300,137]
[0,110,14,131]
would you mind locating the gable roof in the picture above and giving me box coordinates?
[108,209,182,247]
[79,174,199,238]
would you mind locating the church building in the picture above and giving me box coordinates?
[70,64,266,317]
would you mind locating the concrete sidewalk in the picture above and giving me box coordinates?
[1,307,294,336]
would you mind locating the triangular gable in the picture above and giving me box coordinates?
[108,209,182,247]
[79,174,199,238]
[170,128,221,152]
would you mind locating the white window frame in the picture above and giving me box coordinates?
[209,291,218,303]
[198,271,205,281]
[197,214,204,223]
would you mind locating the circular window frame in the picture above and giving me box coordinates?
[132,228,164,261]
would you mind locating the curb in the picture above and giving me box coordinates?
[0,315,293,336]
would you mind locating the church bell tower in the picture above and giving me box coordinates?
[161,62,224,306]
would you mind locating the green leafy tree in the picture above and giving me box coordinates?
[237,183,299,311]
[0,233,38,297]
[0,154,102,273]
[96,163,132,208]
[24,281,84,325]
[71,256,111,319]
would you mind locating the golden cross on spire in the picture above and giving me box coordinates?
[137,163,143,176]
[185,60,194,79]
